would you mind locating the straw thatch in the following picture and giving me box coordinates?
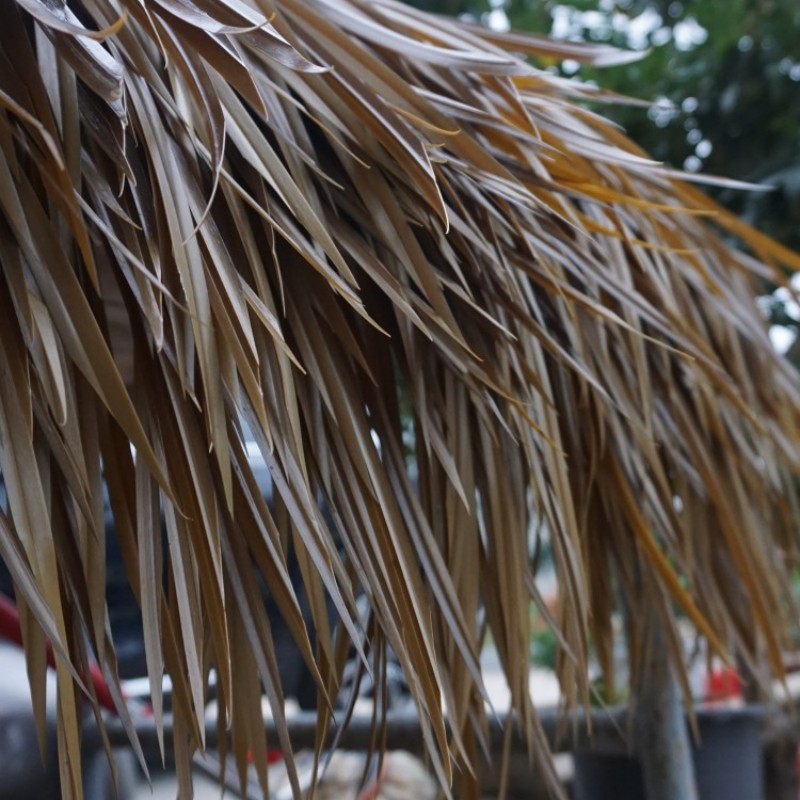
[2,0,800,797]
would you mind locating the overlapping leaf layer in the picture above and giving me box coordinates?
[1,1,799,797]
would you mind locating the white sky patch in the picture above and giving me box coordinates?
[581,10,608,31]
[770,325,797,354]
[548,5,708,54]
[486,8,510,32]
[651,26,672,47]
[774,286,800,319]
[551,5,574,39]
[687,128,702,145]
[767,281,800,356]
[624,8,663,50]
[683,154,702,172]
[695,139,713,159]
[648,96,679,127]
[756,295,773,317]
[673,17,708,51]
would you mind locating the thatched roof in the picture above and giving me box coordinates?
[2,0,800,796]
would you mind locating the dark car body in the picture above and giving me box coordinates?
[0,447,323,797]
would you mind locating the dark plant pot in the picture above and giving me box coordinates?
[572,706,764,800]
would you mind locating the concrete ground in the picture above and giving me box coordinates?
[134,771,222,800]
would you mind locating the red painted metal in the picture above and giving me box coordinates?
[0,593,117,714]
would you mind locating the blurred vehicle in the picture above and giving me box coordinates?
[0,640,138,800]
[0,441,411,798]
[0,443,323,797]
[0,640,61,799]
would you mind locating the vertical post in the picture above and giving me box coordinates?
[635,618,698,800]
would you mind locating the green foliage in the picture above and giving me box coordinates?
[531,625,558,670]
[589,674,627,706]
[409,0,800,252]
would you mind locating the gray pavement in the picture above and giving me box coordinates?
[133,771,224,800]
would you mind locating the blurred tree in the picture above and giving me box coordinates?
[407,0,800,339]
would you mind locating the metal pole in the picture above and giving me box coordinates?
[635,619,698,800]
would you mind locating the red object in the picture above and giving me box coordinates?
[0,593,118,714]
[705,666,742,702]
[246,749,283,766]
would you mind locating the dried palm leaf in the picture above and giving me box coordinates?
[1,0,799,797]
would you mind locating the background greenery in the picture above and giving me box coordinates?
[406,0,800,348]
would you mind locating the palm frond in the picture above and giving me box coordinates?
[1,1,800,797]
